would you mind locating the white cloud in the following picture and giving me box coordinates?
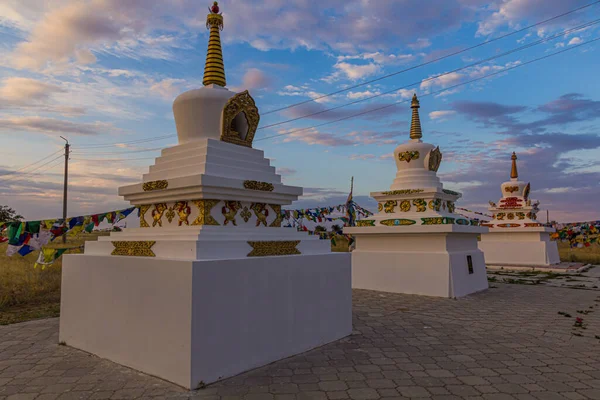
[230,68,272,92]
[349,154,376,160]
[429,110,457,120]
[420,71,464,92]
[0,116,120,136]
[277,86,333,104]
[568,37,583,45]
[280,127,355,147]
[408,38,432,49]
[149,78,186,99]
[347,90,380,100]
[330,62,381,81]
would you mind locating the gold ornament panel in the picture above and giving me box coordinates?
[221,90,260,148]
[356,219,376,227]
[380,219,416,226]
[381,189,424,195]
[243,180,274,192]
[383,200,397,213]
[428,146,442,172]
[142,180,168,192]
[247,241,301,257]
[138,200,283,228]
[398,151,420,163]
[111,241,156,257]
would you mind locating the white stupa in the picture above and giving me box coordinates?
[59,2,351,389]
[478,152,560,266]
[344,95,489,298]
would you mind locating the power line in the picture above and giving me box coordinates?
[262,0,600,115]
[74,134,176,149]
[257,18,600,131]
[71,146,164,155]
[254,36,600,143]
[71,157,157,162]
[0,155,65,185]
[0,148,63,178]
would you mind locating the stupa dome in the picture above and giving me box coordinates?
[172,4,258,147]
[390,94,443,191]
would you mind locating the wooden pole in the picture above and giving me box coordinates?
[60,136,69,244]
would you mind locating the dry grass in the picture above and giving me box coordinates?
[557,241,600,265]
[0,232,107,325]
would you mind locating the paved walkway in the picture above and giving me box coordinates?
[2,284,600,400]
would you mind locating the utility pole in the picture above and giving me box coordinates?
[547,209,550,226]
[60,136,70,244]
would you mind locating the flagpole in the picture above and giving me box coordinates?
[60,136,70,244]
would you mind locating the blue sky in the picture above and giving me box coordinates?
[0,0,599,223]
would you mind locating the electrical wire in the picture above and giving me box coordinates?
[258,18,600,131]
[261,0,600,115]
[70,157,157,162]
[0,155,65,185]
[254,35,600,143]
[0,148,63,179]
[73,134,176,149]
[71,146,164,156]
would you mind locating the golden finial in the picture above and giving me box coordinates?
[203,2,226,87]
[409,93,422,140]
[510,152,518,179]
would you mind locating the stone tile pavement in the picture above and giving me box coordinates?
[2,283,600,400]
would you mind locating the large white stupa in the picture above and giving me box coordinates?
[478,152,560,266]
[59,2,351,389]
[344,95,489,298]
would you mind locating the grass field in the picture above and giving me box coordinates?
[0,232,108,325]
[0,232,598,325]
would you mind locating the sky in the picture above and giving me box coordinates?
[0,0,599,223]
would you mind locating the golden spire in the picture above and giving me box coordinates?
[409,93,423,140]
[203,2,226,87]
[510,152,518,179]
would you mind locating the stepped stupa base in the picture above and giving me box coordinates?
[345,225,488,298]
[59,253,351,389]
[478,227,560,266]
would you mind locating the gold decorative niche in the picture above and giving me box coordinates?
[221,90,260,147]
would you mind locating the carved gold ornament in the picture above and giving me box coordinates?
[504,186,519,193]
[247,240,301,257]
[192,199,220,226]
[455,219,470,225]
[507,212,515,220]
[378,203,383,212]
[523,182,531,200]
[151,203,167,227]
[470,219,480,226]
[428,199,441,212]
[498,223,521,228]
[269,204,283,227]
[380,219,416,226]
[356,219,376,227]
[111,241,156,257]
[243,180,274,192]
[382,189,424,195]
[142,180,168,192]
[175,201,191,226]
[398,151,420,163]
[383,200,398,213]
[240,206,252,223]
[413,199,427,212]
[442,189,460,196]
[139,204,151,228]
[165,207,176,224]
[447,201,455,214]
[221,90,260,148]
[525,222,542,227]
[428,146,443,172]
[400,200,411,212]
[516,212,526,220]
[251,203,269,227]
[421,217,455,225]
[222,201,241,226]
[496,212,506,220]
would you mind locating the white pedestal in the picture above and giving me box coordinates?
[59,253,351,389]
[478,227,560,266]
[345,225,488,298]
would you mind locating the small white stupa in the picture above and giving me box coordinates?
[59,2,351,390]
[478,152,560,266]
[344,95,489,298]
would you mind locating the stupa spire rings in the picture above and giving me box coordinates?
[409,93,423,140]
[510,152,518,179]
[203,1,226,87]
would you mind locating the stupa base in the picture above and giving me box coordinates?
[345,226,488,298]
[59,253,351,389]
[478,228,560,266]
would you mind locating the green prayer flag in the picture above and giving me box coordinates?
[26,221,41,234]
